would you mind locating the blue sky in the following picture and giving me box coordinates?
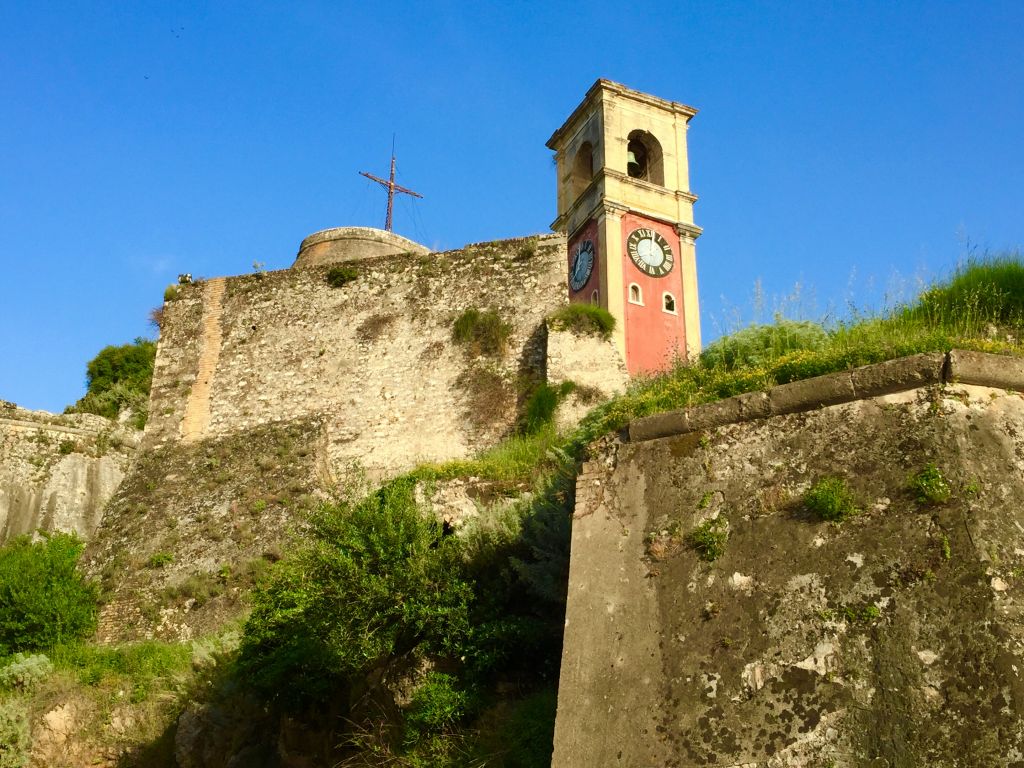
[2,1,1021,411]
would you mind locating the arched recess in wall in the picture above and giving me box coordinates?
[570,141,595,201]
[626,130,664,186]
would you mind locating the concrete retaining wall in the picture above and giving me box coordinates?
[629,350,1022,442]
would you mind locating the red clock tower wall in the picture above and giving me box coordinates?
[567,220,602,304]
[620,213,687,375]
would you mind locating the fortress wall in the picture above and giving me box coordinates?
[146,234,568,480]
[554,351,1024,767]
[0,403,136,543]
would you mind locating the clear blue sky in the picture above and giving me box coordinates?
[2,1,1021,412]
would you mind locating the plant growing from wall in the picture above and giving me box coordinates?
[452,308,512,357]
[909,463,951,505]
[547,304,616,340]
[804,477,860,522]
[326,265,359,288]
[65,336,155,429]
[688,517,729,562]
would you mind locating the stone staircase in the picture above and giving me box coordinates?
[180,278,226,442]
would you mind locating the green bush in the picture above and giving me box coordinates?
[701,319,828,370]
[909,463,951,505]
[0,699,29,768]
[0,533,98,656]
[404,673,471,740]
[163,285,179,302]
[804,477,860,522]
[326,265,359,288]
[66,337,155,427]
[547,303,616,340]
[238,479,474,705]
[452,308,512,357]
[687,517,728,562]
[0,652,53,691]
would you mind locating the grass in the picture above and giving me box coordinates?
[452,308,513,357]
[547,303,616,339]
[804,477,860,522]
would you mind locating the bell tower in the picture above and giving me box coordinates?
[547,79,702,374]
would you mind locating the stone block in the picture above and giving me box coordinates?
[948,349,1024,391]
[850,352,946,398]
[768,371,855,415]
[628,410,691,442]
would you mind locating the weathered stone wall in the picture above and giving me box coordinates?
[0,402,136,543]
[546,326,629,430]
[148,234,568,481]
[83,418,325,644]
[554,351,1024,767]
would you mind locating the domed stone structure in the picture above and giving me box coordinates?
[293,226,430,268]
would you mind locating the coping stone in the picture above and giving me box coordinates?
[768,371,856,416]
[628,409,691,443]
[948,349,1024,391]
[851,352,947,398]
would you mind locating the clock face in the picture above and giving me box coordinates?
[626,228,674,278]
[569,239,595,292]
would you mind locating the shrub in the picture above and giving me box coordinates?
[404,672,471,740]
[687,517,728,562]
[909,463,951,505]
[58,439,75,455]
[163,285,179,302]
[66,337,155,427]
[0,652,53,691]
[804,477,860,522]
[701,319,828,370]
[547,304,616,340]
[452,308,512,357]
[0,699,29,768]
[0,533,99,656]
[326,265,359,288]
[238,479,474,705]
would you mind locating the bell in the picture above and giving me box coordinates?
[627,150,639,167]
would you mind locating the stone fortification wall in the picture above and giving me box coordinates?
[148,234,567,481]
[554,351,1024,767]
[0,402,136,543]
[293,226,431,268]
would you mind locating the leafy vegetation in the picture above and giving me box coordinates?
[452,308,513,357]
[804,477,860,522]
[0,533,99,656]
[65,336,156,428]
[547,303,616,339]
[520,381,576,434]
[687,517,729,562]
[326,265,360,287]
[0,699,29,768]
[909,463,951,505]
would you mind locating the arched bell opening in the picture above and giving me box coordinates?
[626,130,664,186]
[570,141,595,201]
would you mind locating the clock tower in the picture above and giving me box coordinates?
[547,79,702,375]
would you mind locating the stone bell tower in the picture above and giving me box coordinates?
[547,79,702,375]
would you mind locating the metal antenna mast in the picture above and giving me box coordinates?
[358,138,422,232]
